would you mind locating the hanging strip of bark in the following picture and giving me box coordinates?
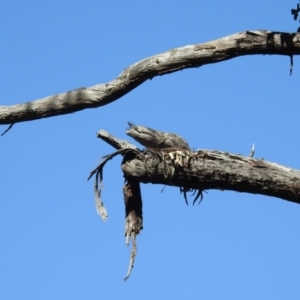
[123,179,143,281]
[89,129,144,280]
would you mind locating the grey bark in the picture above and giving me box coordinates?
[1,30,300,125]
[97,129,137,150]
[121,149,300,205]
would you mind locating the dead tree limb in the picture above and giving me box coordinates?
[90,127,300,280]
[97,129,137,150]
[1,30,300,125]
[123,179,143,281]
[121,149,300,205]
[96,127,300,206]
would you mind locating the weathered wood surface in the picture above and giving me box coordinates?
[97,129,137,150]
[1,31,300,125]
[121,149,300,204]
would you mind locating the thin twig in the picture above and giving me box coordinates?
[88,148,135,181]
[249,143,255,157]
[124,233,137,281]
[1,123,14,136]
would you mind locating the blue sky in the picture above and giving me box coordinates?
[1,1,300,299]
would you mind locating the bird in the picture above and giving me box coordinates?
[126,122,191,151]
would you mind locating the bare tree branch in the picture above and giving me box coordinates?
[1,30,300,125]
[121,149,300,205]
[97,129,137,150]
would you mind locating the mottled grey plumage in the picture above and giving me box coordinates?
[126,122,191,151]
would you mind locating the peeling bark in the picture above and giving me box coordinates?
[1,31,300,125]
[123,179,143,281]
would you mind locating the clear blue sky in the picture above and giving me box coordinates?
[1,1,300,299]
